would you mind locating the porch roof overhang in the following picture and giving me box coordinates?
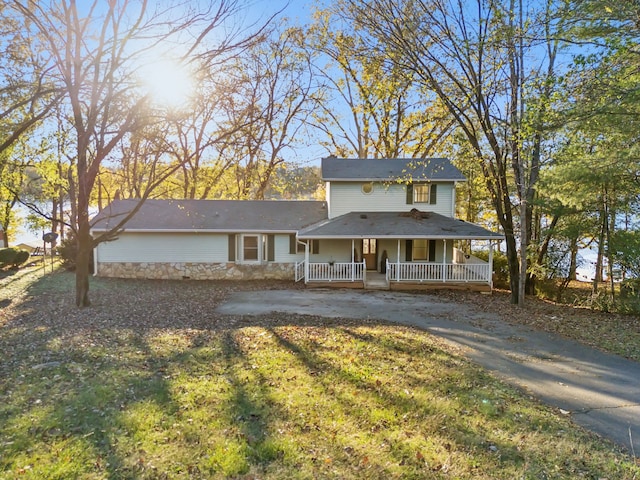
[297,211,503,241]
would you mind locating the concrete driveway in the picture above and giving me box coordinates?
[216,288,640,451]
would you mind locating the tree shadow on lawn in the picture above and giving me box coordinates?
[0,273,636,479]
[266,324,531,470]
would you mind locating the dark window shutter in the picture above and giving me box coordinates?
[268,234,275,261]
[430,184,437,204]
[428,240,436,262]
[289,234,297,254]
[228,234,236,261]
[406,184,413,205]
[405,240,413,261]
[312,239,320,254]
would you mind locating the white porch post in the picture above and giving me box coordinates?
[304,240,309,284]
[489,240,494,288]
[396,239,401,282]
[442,239,447,282]
[351,238,355,281]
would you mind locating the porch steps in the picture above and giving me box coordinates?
[364,272,389,290]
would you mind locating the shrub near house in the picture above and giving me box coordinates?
[0,248,30,269]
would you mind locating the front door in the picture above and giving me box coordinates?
[362,238,377,271]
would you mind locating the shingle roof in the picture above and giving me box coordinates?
[90,199,328,233]
[321,157,466,182]
[298,211,503,240]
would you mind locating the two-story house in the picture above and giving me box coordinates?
[90,157,503,291]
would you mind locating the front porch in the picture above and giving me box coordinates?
[295,210,502,292]
[295,249,494,291]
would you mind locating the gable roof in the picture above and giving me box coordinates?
[90,199,328,233]
[321,157,466,182]
[298,210,502,240]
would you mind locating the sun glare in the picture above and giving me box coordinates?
[139,58,194,109]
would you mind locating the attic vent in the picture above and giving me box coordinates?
[360,214,368,219]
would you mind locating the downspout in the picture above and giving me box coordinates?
[91,231,98,276]
[296,238,307,283]
[93,244,98,276]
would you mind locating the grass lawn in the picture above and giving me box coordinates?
[1,266,639,479]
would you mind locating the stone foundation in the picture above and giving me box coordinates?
[96,262,295,280]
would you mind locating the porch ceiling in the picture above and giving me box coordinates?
[297,211,503,240]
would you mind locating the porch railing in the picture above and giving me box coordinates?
[386,260,491,283]
[295,260,305,282]
[307,260,365,282]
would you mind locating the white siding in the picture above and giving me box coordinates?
[96,232,304,264]
[275,234,305,263]
[328,182,454,218]
[308,239,355,263]
[96,232,227,263]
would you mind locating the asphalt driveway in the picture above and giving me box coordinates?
[216,288,640,452]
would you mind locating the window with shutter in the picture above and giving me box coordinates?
[243,235,259,261]
[414,184,429,203]
[412,240,428,260]
[411,239,437,261]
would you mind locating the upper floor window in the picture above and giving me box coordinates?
[406,183,437,205]
[414,184,430,203]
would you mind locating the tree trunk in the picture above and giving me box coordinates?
[593,206,607,291]
[505,232,520,303]
[569,237,578,281]
[75,140,93,307]
[59,197,65,241]
[606,195,615,303]
[518,201,528,306]
[75,222,92,307]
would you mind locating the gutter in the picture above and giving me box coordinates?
[296,234,504,240]
[90,228,301,234]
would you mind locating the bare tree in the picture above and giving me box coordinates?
[215,25,322,199]
[9,0,270,306]
[306,5,455,159]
